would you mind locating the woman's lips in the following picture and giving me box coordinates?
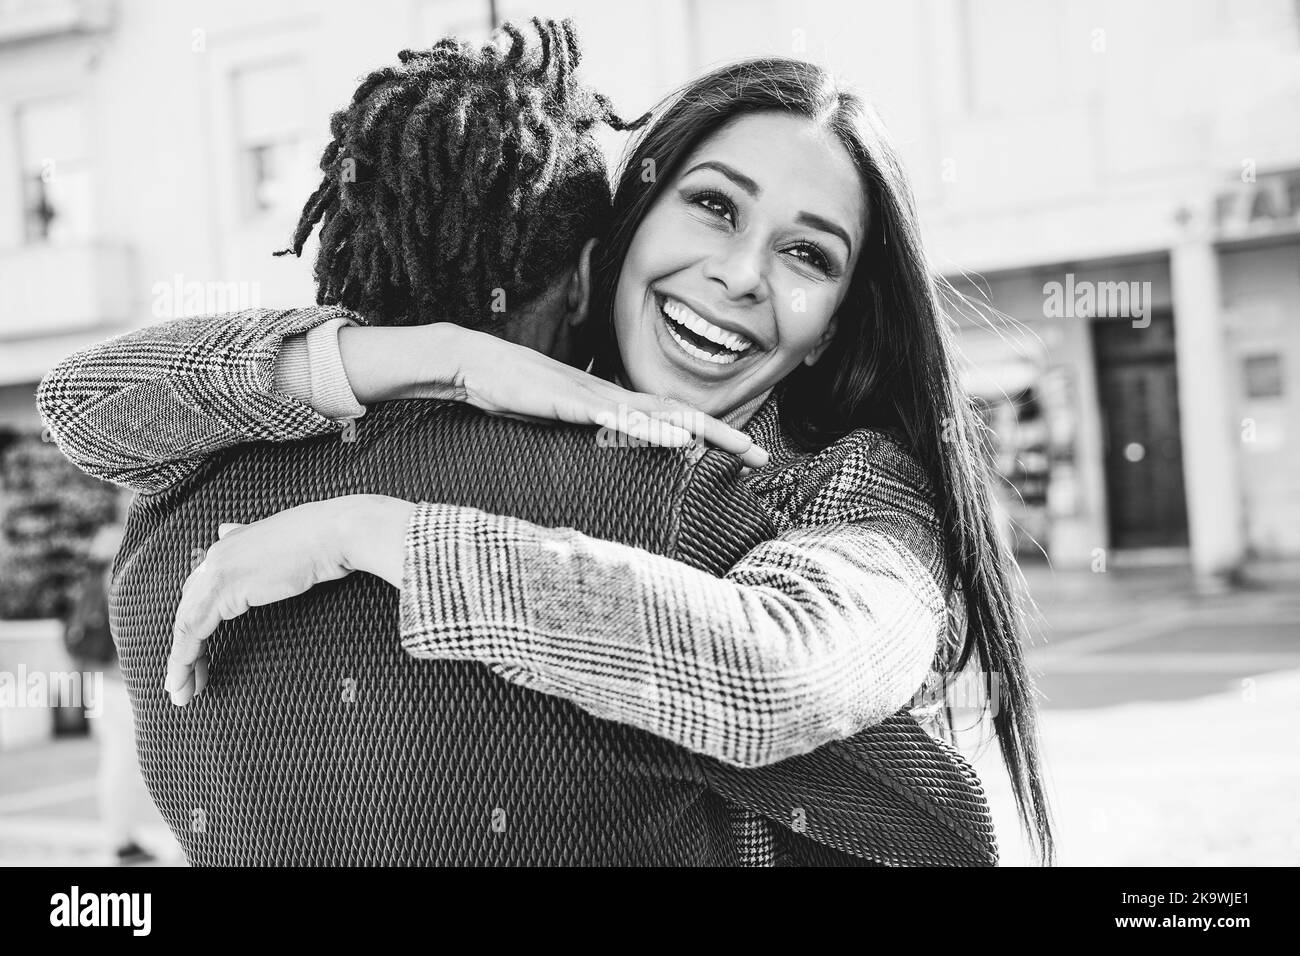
[654,293,757,367]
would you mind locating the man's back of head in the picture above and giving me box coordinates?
[276,18,646,367]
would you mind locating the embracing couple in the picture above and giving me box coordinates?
[41,18,1053,866]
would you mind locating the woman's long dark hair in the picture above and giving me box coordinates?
[590,57,1055,864]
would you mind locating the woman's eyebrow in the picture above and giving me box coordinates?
[684,160,854,256]
[683,160,759,196]
[796,211,853,257]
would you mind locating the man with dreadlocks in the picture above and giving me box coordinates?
[41,19,995,867]
[276,20,639,342]
[259,20,652,431]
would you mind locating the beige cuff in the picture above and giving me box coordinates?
[273,318,366,420]
[306,318,366,420]
[272,334,313,404]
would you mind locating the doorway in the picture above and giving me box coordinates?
[1092,310,1190,548]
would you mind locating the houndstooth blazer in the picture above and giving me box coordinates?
[37,306,954,771]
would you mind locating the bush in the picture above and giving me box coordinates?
[0,431,117,620]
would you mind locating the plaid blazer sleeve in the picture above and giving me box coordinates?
[36,306,363,494]
[397,433,948,769]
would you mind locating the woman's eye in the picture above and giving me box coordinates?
[690,191,734,224]
[789,243,832,275]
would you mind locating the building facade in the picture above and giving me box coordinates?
[917,0,1300,580]
[1,0,1296,585]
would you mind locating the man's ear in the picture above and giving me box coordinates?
[803,314,839,366]
[565,237,598,328]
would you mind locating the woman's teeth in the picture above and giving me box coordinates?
[660,297,754,365]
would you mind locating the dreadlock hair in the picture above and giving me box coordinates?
[276,17,648,333]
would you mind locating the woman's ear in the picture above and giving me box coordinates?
[803,315,839,366]
[565,237,598,329]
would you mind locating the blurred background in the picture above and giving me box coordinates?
[0,0,1297,866]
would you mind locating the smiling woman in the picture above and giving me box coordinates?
[612,113,865,411]
[578,61,1056,865]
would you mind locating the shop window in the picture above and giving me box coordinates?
[974,386,1051,555]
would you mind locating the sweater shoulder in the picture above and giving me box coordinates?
[746,424,948,587]
[754,425,935,520]
[808,429,937,524]
[742,399,934,509]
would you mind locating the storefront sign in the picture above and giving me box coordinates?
[1216,169,1300,238]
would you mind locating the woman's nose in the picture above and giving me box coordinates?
[703,235,767,302]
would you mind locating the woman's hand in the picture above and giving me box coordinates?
[339,323,769,469]
[164,495,413,706]
[457,330,770,466]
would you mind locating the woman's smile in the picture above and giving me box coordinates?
[651,291,763,373]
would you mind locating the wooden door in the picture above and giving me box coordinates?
[1093,311,1190,548]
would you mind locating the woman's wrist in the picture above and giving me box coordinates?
[336,323,469,404]
[415,323,475,402]
[338,494,416,588]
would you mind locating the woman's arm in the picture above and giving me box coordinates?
[385,434,946,769]
[38,308,765,495]
[393,499,944,769]
[36,306,388,493]
[161,437,937,766]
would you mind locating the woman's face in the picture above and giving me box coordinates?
[613,111,868,416]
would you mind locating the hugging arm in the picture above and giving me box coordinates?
[161,432,940,769]
[37,308,765,495]
[397,443,946,769]
[35,307,371,494]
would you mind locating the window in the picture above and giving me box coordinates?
[1242,354,1284,399]
[232,61,308,217]
[17,97,93,244]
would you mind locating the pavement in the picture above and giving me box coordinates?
[0,735,184,867]
[967,560,1300,866]
[1,560,1297,867]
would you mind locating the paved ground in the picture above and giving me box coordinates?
[1,561,1297,866]
[0,735,183,867]
[968,561,1300,866]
